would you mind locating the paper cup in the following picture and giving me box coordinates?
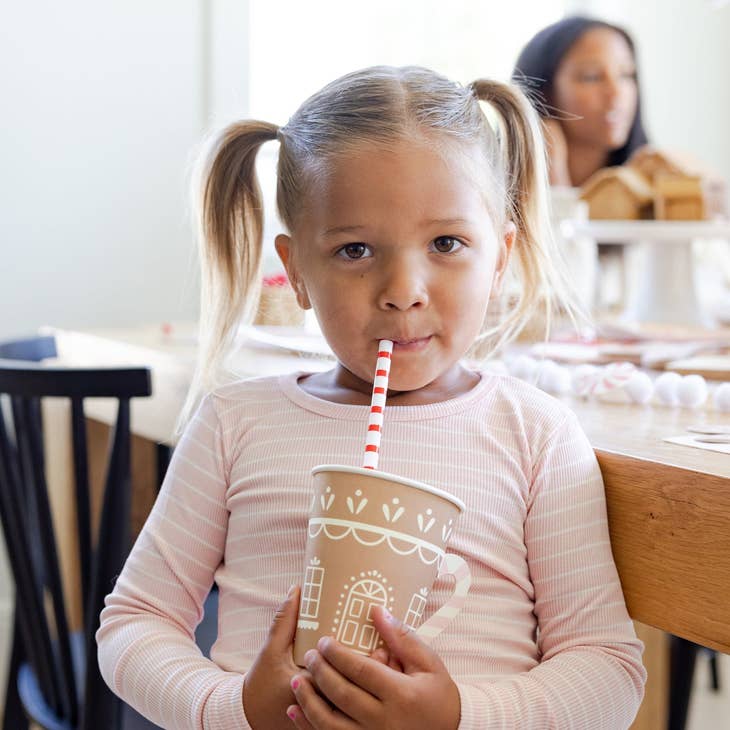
[293,465,471,666]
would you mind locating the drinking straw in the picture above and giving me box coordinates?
[363,339,393,470]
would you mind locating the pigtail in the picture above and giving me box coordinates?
[179,120,279,429]
[470,80,584,351]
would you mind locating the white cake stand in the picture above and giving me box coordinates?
[560,220,730,326]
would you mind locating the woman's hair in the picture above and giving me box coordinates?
[512,15,649,166]
[180,65,580,425]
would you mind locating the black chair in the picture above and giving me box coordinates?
[0,335,58,730]
[0,336,152,730]
[668,636,722,730]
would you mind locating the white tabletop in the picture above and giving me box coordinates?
[561,218,730,243]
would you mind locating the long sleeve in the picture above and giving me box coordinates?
[455,413,646,729]
[97,395,252,730]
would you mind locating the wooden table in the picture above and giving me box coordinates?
[48,324,730,730]
[558,396,730,729]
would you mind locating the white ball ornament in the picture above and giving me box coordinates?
[536,360,571,394]
[676,374,708,408]
[509,355,538,382]
[654,371,683,406]
[713,383,730,412]
[624,371,654,404]
[552,365,573,395]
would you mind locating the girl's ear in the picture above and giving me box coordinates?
[275,234,311,309]
[491,221,516,297]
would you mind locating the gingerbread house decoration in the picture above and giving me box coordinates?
[629,147,727,220]
[579,166,653,220]
[579,147,728,221]
[653,175,704,220]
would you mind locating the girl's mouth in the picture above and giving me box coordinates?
[391,336,432,351]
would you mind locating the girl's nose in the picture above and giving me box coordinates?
[377,263,429,311]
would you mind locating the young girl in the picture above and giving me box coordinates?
[97,65,646,729]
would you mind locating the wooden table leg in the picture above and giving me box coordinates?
[86,417,159,539]
[42,400,81,630]
[630,622,669,730]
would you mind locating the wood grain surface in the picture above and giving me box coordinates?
[599,450,730,653]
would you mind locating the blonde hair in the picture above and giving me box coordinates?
[180,65,580,426]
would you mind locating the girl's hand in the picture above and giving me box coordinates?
[370,646,402,673]
[244,585,314,730]
[542,117,572,186]
[286,607,460,730]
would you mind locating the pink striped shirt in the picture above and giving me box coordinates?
[97,370,646,729]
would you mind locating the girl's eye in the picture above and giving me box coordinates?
[431,236,463,254]
[336,243,372,260]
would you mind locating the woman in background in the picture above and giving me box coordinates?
[513,15,649,187]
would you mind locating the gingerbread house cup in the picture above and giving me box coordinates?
[293,465,470,666]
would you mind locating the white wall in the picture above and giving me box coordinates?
[0,3,250,704]
[0,1,250,341]
[566,0,730,186]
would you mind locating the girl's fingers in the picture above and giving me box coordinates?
[300,648,380,724]
[313,638,398,699]
[290,674,353,730]
[370,647,389,665]
[286,704,315,730]
[388,654,404,672]
[370,606,446,674]
[264,585,301,655]
[371,645,403,672]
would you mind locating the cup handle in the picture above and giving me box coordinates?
[415,553,471,645]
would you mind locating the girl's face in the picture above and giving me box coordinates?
[551,27,639,150]
[276,138,514,397]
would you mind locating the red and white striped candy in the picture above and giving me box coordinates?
[593,361,636,395]
[573,361,636,397]
[363,339,393,470]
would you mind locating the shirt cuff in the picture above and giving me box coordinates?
[202,673,249,730]
[457,679,551,730]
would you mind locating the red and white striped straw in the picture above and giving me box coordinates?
[363,339,393,470]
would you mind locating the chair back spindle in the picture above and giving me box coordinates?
[71,397,92,621]
[20,395,79,723]
[0,410,65,715]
